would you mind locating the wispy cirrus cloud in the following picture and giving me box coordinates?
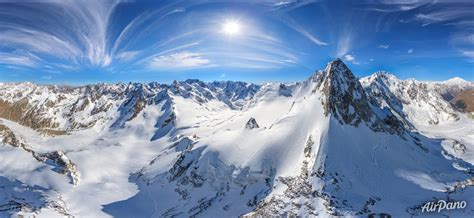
[0,0,312,77]
[363,0,474,61]
[336,34,352,57]
[211,51,297,69]
[283,18,327,46]
[0,0,121,69]
[366,0,474,28]
[414,7,473,27]
[264,0,320,12]
[0,0,471,82]
[363,0,433,12]
[450,32,474,45]
[148,51,213,70]
[462,51,474,59]
[0,52,38,67]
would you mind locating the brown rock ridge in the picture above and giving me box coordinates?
[450,89,474,113]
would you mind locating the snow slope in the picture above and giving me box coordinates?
[0,59,473,217]
[361,72,461,125]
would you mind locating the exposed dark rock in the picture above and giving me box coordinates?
[304,136,314,158]
[34,151,80,186]
[0,125,79,186]
[314,59,406,135]
[245,118,260,129]
[279,83,292,97]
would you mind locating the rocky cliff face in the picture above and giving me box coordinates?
[314,59,373,126]
[313,59,406,135]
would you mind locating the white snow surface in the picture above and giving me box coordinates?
[0,61,473,217]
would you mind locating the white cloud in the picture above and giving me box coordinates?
[378,44,389,49]
[0,0,122,68]
[408,48,413,53]
[343,54,355,61]
[343,54,359,65]
[462,51,474,59]
[415,8,473,26]
[336,35,352,57]
[293,26,328,46]
[148,51,212,70]
[211,51,297,69]
[282,17,327,46]
[115,51,140,62]
[365,0,431,13]
[450,33,474,46]
[266,0,320,12]
[111,7,188,56]
[369,58,375,62]
[0,0,308,74]
[0,53,38,67]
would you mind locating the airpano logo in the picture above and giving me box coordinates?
[421,200,467,213]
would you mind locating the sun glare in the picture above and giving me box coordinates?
[222,20,241,36]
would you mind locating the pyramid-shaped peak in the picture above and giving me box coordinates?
[312,60,406,135]
[314,59,377,128]
[322,58,356,82]
[330,58,345,65]
[325,58,349,72]
[318,58,359,92]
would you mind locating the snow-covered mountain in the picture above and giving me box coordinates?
[361,72,460,126]
[0,59,473,217]
[430,77,474,101]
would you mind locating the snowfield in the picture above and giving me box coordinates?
[0,59,473,217]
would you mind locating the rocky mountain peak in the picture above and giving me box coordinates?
[323,58,353,82]
[310,59,407,135]
[314,59,373,126]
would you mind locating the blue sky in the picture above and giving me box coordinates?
[0,0,472,84]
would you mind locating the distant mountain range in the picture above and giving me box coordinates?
[0,59,473,217]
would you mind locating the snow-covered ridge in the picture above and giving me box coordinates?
[360,71,470,125]
[423,76,474,101]
[0,59,473,217]
[0,67,469,131]
[0,80,273,133]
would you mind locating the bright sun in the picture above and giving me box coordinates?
[222,20,241,36]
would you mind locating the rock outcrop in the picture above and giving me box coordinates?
[245,118,260,129]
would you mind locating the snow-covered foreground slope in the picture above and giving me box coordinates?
[0,59,473,217]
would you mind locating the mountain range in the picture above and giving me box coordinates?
[0,59,473,217]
